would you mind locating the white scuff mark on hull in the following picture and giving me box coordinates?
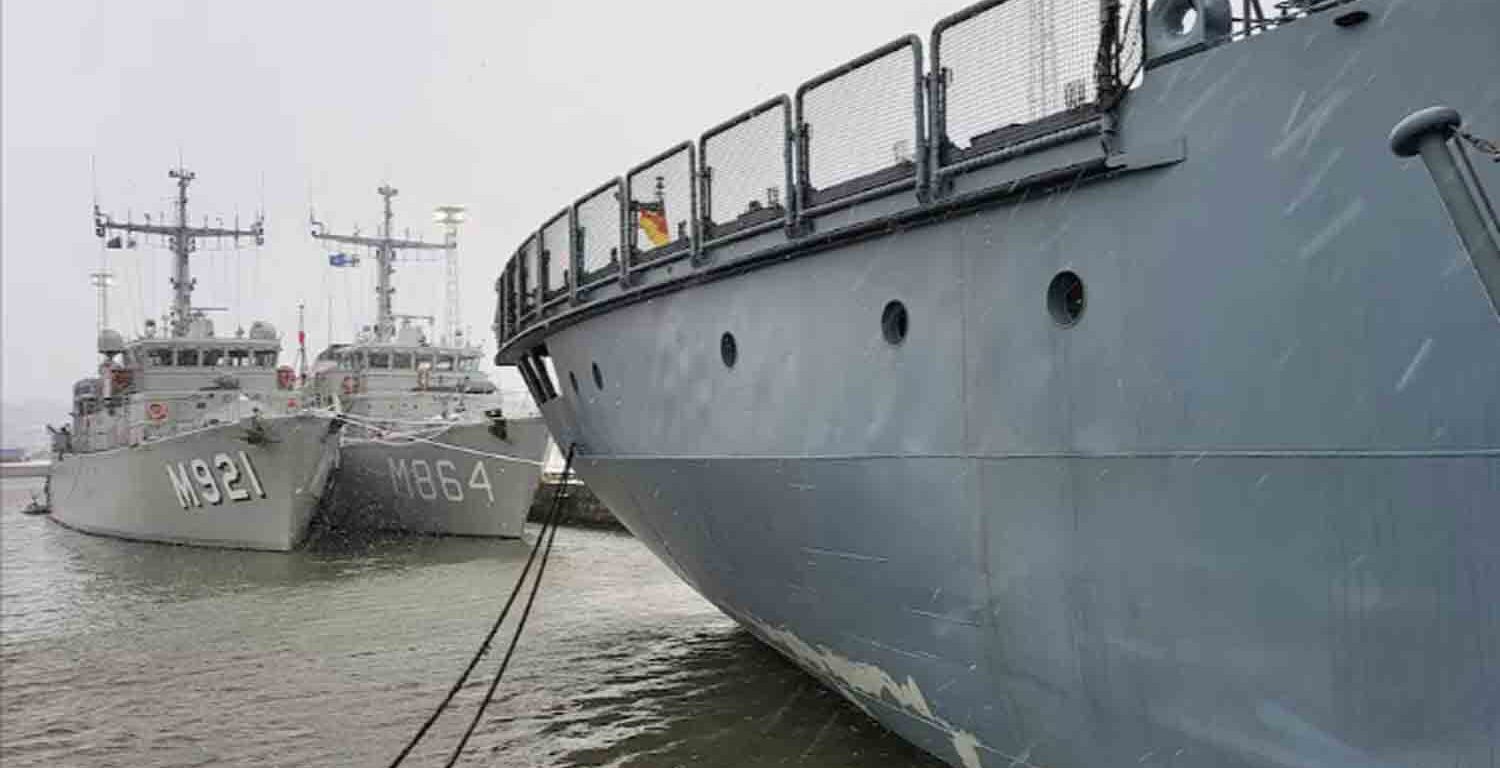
[1297,197,1366,262]
[744,614,994,768]
[1395,337,1433,393]
[1270,88,1350,161]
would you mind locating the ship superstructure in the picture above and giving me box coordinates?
[308,186,547,537]
[48,168,338,551]
[491,0,1500,766]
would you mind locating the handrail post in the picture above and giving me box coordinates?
[1390,106,1500,318]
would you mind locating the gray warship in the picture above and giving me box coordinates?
[307,186,548,538]
[48,168,338,551]
[492,0,1500,765]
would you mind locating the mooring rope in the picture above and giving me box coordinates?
[384,443,576,768]
[439,455,568,767]
[324,410,546,465]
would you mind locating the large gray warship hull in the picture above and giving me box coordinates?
[498,0,1500,764]
[48,414,337,551]
[324,417,549,537]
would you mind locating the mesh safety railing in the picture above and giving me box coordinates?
[498,0,1150,347]
[517,235,540,317]
[933,0,1136,163]
[495,267,509,340]
[540,209,571,302]
[498,265,510,339]
[628,143,696,264]
[700,97,792,244]
[575,179,623,287]
[797,37,924,209]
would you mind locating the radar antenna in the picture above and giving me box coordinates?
[92,167,265,338]
[310,185,456,343]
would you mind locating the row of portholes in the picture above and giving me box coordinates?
[568,271,1085,389]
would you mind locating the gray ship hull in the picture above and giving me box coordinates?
[324,417,549,537]
[516,0,1500,765]
[48,414,337,551]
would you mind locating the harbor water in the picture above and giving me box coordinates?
[0,477,942,767]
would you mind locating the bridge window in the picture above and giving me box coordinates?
[253,350,277,368]
[146,348,174,367]
[392,353,414,370]
[435,356,455,372]
[227,349,250,367]
[368,352,391,369]
[177,349,200,367]
[201,349,224,367]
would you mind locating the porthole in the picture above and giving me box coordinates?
[591,362,603,390]
[1046,271,1086,327]
[569,371,579,395]
[1164,0,1199,36]
[881,300,909,345]
[720,332,738,369]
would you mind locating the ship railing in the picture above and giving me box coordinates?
[698,96,796,252]
[514,234,540,326]
[494,0,1159,355]
[540,207,572,309]
[573,178,626,292]
[795,35,927,219]
[625,142,698,274]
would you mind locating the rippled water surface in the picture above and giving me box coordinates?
[1,478,943,767]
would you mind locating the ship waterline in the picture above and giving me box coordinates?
[49,414,337,551]
[497,0,1500,764]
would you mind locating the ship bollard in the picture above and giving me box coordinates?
[1390,106,1500,318]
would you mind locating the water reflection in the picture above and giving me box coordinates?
[1,478,941,767]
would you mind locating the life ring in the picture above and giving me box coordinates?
[109,367,132,392]
[416,367,431,390]
[276,366,296,390]
[147,402,168,421]
[341,376,355,396]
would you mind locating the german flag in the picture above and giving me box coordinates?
[637,201,670,247]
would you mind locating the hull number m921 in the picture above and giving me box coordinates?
[388,458,495,504]
[166,451,267,508]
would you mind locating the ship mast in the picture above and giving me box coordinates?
[433,205,467,345]
[295,301,309,384]
[92,167,265,338]
[310,185,454,343]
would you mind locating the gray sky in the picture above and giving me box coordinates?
[2,0,949,408]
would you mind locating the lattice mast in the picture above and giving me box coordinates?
[433,205,467,346]
[93,167,265,338]
[310,185,455,342]
[89,271,114,333]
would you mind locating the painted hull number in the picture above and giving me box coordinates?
[388,458,495,504]
[166,451,267,509]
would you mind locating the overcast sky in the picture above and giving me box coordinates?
[2,0,955,407]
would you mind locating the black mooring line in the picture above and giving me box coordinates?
[385,443,577,768]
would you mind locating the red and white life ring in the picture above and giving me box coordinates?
[276,366,296,390]
[146,402,168,421]
[341,376,355,396]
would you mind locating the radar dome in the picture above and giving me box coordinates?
[97,329,126,354]
[248,321,279,341]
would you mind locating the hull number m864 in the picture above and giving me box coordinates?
[388,457,495,504]
[166,451,267,508]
